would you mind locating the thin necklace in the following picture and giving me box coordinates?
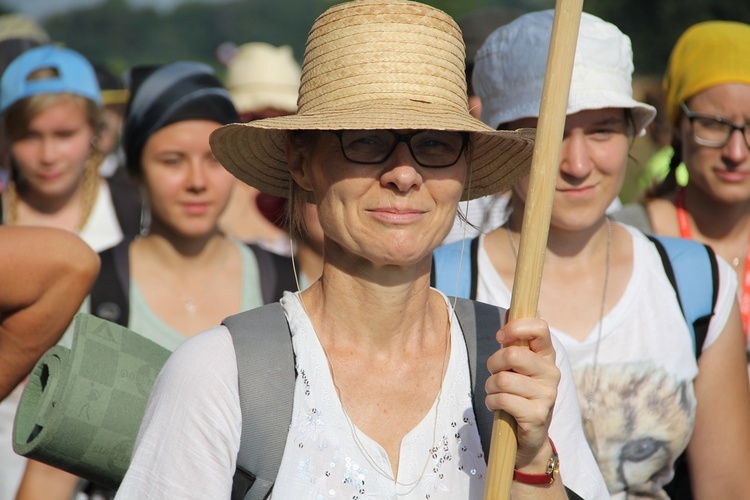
[160,239,232,316]
[300,294,452,493]
[505,217,611,424]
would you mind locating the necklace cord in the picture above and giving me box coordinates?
[505,217,611,422]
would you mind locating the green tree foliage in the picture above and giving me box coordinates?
[40,0,749,83]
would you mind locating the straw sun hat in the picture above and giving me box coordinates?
[210,0,535,201]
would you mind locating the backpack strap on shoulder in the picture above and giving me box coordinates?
[90,240,131,327]
[432,238,480,299]
[451,297,502,459]
[453,297,585,500]
[647,235,718,358]
[106,172,143,239]
[224,303,295,500]
[247,244,297,304]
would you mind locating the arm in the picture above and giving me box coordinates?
[0,227,100,400]
[687,302,750,498]
[15,461,81,500]
[484,317,568,499]
[116,327,241,499]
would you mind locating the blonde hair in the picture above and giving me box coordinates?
[3,92,104,141]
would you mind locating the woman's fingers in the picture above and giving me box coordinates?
[485,317,560,467]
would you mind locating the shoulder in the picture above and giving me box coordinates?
[151,326,239,403]
[611,201,652,233]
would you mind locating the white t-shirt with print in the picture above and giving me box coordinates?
[475,224,737,499]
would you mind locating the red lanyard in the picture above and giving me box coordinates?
[676,188,750,338]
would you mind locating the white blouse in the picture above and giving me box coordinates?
[116,291,607,499]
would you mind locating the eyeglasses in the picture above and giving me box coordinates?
[331,130,469,168]
[681,102,750,149]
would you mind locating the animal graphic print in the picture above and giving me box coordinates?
[575,362,694,499]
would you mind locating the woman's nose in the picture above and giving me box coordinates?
[380,142,423,192]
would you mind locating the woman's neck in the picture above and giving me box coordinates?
[507,209,609,262]
[682,184,750,240]
[296,242,323,284]
[136,229,229,269]
[301,256,444,352]
[13,178,91,231]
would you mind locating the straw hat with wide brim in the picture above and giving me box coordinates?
[210,0,535,202]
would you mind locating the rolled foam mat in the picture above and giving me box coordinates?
[13,312,172,489]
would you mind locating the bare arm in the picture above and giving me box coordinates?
[15,461,81,500]
[688,301,750,498]
[0,227,100,400]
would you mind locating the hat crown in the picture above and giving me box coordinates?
[474,10,654,133]
[0,45,101,113]
[297,0,470,117]
[226,42,301,114]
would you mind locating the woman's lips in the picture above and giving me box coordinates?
[182,202,211,215]
[368,208,426,224]
[715,168,750,183]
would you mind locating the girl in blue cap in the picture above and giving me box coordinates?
[0,44,141,500]
[0,45,140,250]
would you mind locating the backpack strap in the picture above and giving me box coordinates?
[431,237,480,299]
[90,239,131,327]
[451,297,583,500]
[106,172,143,239]
[450,297,502,459]
[224,303,295,500]
[647,235,719,358]
[247,244,297,304]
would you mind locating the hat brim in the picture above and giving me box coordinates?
[210,101,535,202]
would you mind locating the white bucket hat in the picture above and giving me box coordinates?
[474,10,656,134]
[226,42,301,114]
[210,0,536,202]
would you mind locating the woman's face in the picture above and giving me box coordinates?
[140,120,235,238]
[679,83,750,204]
[288,130,466,268]
[511,108,631,231]
[10,99,95,202]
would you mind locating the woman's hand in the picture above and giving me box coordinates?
[485,317,560,470]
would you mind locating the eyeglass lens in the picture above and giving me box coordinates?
[337,130,466,167]
[683,103,750,148]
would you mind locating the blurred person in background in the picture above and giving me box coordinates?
[219,42,301,254]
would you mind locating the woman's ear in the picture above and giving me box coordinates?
[286,134,315,192]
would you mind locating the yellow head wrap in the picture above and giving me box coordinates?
[664,21,750,127]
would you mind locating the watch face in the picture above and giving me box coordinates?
[546,454,560,483]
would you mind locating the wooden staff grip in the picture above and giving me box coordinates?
[483,1,584,498]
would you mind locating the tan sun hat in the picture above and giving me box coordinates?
[226,42,301,114]
[210,0,535,201]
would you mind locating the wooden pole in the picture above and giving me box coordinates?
[483,1,584,498]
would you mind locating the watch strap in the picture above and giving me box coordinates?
[512,439,559,485]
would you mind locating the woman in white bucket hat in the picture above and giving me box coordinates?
[434,9,750,499]
[115,1,599,499]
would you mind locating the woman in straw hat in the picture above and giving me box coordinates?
[435,10,750,498]
[116,1,603,498]
[615,21,750,359]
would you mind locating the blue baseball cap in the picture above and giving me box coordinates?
[0,45,101,113]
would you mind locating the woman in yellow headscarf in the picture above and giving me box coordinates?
[616,21,750,339]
